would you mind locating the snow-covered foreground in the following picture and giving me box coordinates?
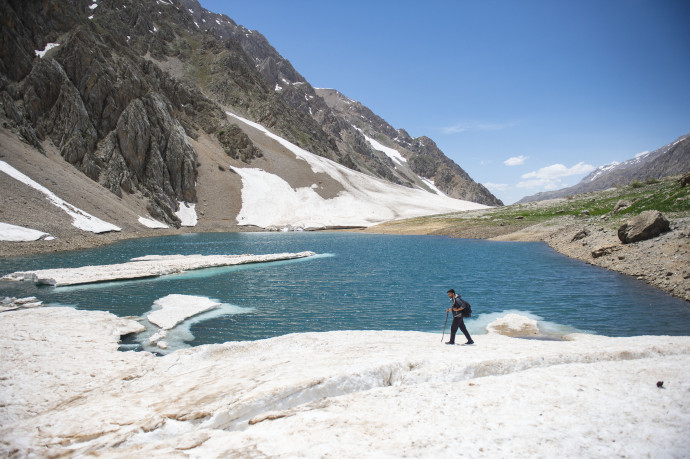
[227,112,489,229]
[1,307,688,458]
[1,252,316,286]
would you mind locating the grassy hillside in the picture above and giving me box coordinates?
[367,175,690,237]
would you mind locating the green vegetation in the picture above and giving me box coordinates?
[424,175,690,229]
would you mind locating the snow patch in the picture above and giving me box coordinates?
[226,112,488,229]
[420,178,445,196]
[34,43,59,58]
[0,161,120,233]
[138,216,168,229]
[175,202,197,227]
[356,128,408,165]
[0,222,51,242]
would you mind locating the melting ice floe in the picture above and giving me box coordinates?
[469,309,583,338]
[147,294,221,330]
[1,252,316,286]
[140,294,255,353]
[0,160,120,233]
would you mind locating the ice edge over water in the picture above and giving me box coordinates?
[138,294,255,353]
[2,307,689,457]
[2,251,317,286]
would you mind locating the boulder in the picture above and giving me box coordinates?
[617,210,670,244]
[571,228,589,242]
[592,245,619,259]
[612,200,631,214]
[680,172,690,188]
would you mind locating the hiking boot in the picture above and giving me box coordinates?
[464,341,474,345]
[445,341,455,345]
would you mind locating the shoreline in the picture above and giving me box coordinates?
[359,212,690,303]
[2,214,688,302]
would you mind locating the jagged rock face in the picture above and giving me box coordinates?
[217,124,262,162]
[315,88,503,206]
[0,2,231,225]
[1,0,503,223]
[176,0,502,205]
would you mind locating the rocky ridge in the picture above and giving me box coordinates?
[0,0,501,236]
[316,88,502,205]
[518,133,690,204]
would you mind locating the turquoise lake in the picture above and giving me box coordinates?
[1,232,689,349]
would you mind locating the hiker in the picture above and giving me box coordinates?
[446,289,474,345]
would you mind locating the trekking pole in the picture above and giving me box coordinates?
[441,310,449,342]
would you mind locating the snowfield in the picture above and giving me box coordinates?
[1,307,688,457]
[227,112,488,229]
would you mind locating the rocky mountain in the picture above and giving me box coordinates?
[0,0,501,239]
[517,134,690,204]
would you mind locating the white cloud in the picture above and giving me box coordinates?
[504,155,527,166]
[521,162,595,180]
[516,161,596,190]
[484,182,509,191]
[441,121,517,134]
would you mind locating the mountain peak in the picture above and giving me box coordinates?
[0,0,502,241]
[518,134,690,203]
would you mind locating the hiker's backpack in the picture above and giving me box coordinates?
[460,299,472,317]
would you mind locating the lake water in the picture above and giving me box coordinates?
[1,232,689,350]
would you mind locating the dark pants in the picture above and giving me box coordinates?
[449,316,472,344]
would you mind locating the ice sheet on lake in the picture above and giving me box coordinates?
[147,294,220,330]
[141,294,255,353]
[2,308,689,457]
[1,251,316,286]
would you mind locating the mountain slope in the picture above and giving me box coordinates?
[0,0,500,245]
[518,134,690,203]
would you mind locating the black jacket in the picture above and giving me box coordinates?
[450,296,468,318]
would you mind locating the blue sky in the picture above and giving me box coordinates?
[199,0,690,204]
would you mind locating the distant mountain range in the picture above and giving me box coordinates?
[0,0,501,238]
[517,134,690,203]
